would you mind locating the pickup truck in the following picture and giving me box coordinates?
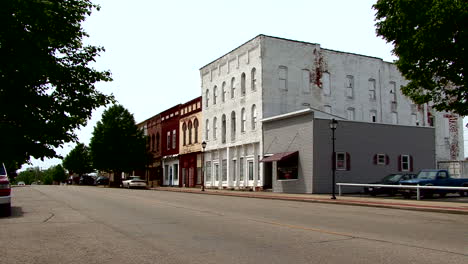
[399,169,468,198]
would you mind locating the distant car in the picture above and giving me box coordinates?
[122,176,147,189]
[94,176,109,186]
[79,175,95,185]
[0,163,11,216]
[364,173,417,196]
[17,181,25,186]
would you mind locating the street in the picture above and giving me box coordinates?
[1,186,467,264]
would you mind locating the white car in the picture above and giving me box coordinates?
[122,176,147,189]
[17,181,25,186]
[0,163,11,216]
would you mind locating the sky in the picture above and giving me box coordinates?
[22,0,468,171]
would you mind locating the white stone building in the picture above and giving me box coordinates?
[200,35,463,190]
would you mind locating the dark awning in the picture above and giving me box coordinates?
[260,151,298,162]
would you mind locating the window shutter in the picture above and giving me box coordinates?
[385,154,390,165]
[373,154,377,165]
[410,155,414,172]
[346,152,351,171]
[398,155,402,171]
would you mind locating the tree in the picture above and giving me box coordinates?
[63,143,93,176]
[49,164,67,183]
[374,0,467,115]
[0,0,114,166]
[89,105,147,186]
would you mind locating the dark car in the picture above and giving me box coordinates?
[364,173,417,196]
[94,176,109,186]
[79,175,95,185]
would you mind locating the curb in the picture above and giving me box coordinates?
[152,188,468,215]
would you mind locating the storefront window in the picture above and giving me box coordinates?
[277,154,298,180]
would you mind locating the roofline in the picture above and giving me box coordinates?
[261,108,313,123]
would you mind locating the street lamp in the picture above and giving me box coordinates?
[329,119,338,200]
[201,141,207,191]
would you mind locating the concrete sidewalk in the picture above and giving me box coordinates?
[151,186,468,215]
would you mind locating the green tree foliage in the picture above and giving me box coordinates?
[89,105,146,185]
[16,169,38,185]
[0,0,114,166]
[49,164,67,183]
[63,143,93,176]
[374,0,467,115]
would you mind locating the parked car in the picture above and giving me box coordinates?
[364,173,416,196]
[17,181,25,186]
[400,169,468,198]
[94,176,109,186]
[79,175,95,185]
[122,176,147,189]
[0,163,11,216]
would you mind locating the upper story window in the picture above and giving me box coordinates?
[193,118,199,143]
[231,77,236,99]
[322,72,331,96]
[241,108,246,132]
[302,69,311,94]
[251,68,257,91]
[221,82,226,102]
[213,117,217,140]
[213,85,218,105]
[345,75,354,98]
[167,131,171,150]
[241,73,246,96]
[205,119,210,141]
[231,111,236,141]
[156,133,160,151]
[251,104,257,130]
[347,107,355,121]
[182,123,187,146]
[278,66,288,91]
[205,89,209,108]
[221,114,226,144]
[389,82,397,102]
[172,130,176,149]
[368,79,376,100]
[188,121,193,144]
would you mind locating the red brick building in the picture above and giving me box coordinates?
[160,105,181,186]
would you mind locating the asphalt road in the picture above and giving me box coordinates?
[1,186,467,264]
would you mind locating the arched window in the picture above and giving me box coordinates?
[205,89,210,107]
[156,133,160,151]
[251,105,257,130]
[231,77,236,99]
[149,135,153,151]
[188,121,193,144]
[182,123,187,146]
[152,134,156,151]
[251,68,257,91]
[213,117,217,139]
[241,108,246,132]
[221,114,226,143]
[193,118,199,143]
[231,111,236,141]
[205,119,210,140]
[241,73,246,96]
[213,85,218,105]
[221,82,226,102]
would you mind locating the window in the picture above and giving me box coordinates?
[277,153,298,180]
[172,130,176,149]
[205,89,209,107]
[182,123,187,146]
[368,79,376,100]
[248,161,254,181]
[346,75,354,98]
[399,155,412,172]
[324,105,332,114]
[156,133,160,151]
[231,111,236,141]
[374,154,389,165]
[347,108,355,121]
[205,119,209,140]
[213,86,217,105]
[336,152,350,171]
[240,157,244,181]
[221,114,226,143]
[213,117,217,140]
[302,69,311,94]
[188,121,193,144]
[278,66,288,91]
[322,72,331,95]
[193,119,199,143]
[251,104,257,130]
[231,77,236,99]
[232,159,237,182]
[389,82,397,102]
[241,73,246,96]
[214,163,219,181]
[241,108,246,132]
[370,110,377,123]
[221,82,226,102]
[222,159,227,181]
[173,164,178,181]
[151,134,155,151]
[167,132,171,150]
[251,68,257,91]
[205,161,212,182]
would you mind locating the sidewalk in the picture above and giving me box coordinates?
[151,186,468,215]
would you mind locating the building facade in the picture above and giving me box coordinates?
[145,114,162,186]
[161,105,181,186]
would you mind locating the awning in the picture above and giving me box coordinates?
[260,151,298,162]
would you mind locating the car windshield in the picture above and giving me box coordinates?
[0,163,6,176]
[381,174,402,182]
[417,171,438,180]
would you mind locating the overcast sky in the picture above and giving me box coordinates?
[23,0,467,170]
